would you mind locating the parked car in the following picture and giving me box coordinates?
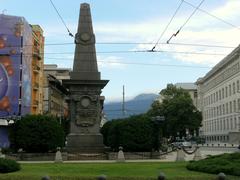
[171,140,192,148]
[182,141,192,148]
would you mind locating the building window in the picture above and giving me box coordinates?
[222,88,224,99]
[238,98,240,111]
[225,86,228,97]
[229,84,232,96]
[237,80,240,92]
[221,118,223,131]
[230,118,233,130]
[234,117,237,130]
[233,82,236,94]
[226,118,229,130]
[216,91,218,101]
[230,101,232,113]
[233,100,236,112]
[219,90,221,100]
[226,103,229,114]
[223,119,226,129]
[223,104,225,115]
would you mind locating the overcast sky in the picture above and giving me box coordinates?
[1,0,240,102]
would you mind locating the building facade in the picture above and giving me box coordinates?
[43,64,70,118]
[196,46,240,144]
[0,14,33,117]
[31,25,44,115]
[0,14,34,148]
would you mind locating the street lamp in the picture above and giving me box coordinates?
[151,116,165,151]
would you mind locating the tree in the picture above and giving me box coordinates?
[148,84,202,139]
[101,114,155,152]
[9,115,65,153]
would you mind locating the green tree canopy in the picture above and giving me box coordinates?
[101,114,155,152]
[148,84,202,139]
[9,115,65,153]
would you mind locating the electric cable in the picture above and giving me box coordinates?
[167,0,205,43]
[151,0,184,51]
[182,0,240,30]
[1,41,236,49]
[5,49,227,56]
[44,57,212,69]
[49,0,74,37]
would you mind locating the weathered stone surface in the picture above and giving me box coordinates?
[63,3,109,153]
[175,149,185,161]
[54,147,63,163]
[193,147,202,161]
[117,147,125,162]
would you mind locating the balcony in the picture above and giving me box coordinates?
[33,63,40,73]
[33,82,39,90]
[32,100,39,107]
[33,47,42,60]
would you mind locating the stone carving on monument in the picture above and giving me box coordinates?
[63,3,109,153]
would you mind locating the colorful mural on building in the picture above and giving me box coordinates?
[0,15,32,117]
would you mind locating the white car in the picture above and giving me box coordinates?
[171,140,192,148]
[182,141,192,148]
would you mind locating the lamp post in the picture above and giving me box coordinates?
[151,116,165,151]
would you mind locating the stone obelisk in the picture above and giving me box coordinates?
[63,3,109,153]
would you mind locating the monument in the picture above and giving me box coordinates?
[63,3,109,153]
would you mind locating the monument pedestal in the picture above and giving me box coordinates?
[66,133,105,153]
[63,3,109,154]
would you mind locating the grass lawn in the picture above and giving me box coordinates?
[0,162,239,180]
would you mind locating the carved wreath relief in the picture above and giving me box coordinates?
[75,95,99,127]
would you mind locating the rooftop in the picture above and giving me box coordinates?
[175,83,197,90]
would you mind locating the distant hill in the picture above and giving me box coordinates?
[104,93,159,120]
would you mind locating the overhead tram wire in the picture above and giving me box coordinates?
[182,0,240,30]
[167,0,205,44]
[44,57,212,69]
[49,0,74,37]
[151,0,184,51]
[1,41,236,49]
[13,49,227,56]
[6,49,227,56]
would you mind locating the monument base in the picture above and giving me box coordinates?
[66,133,105,153]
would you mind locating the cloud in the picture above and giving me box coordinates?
[212,0,240,21]
[43,0,240,67]
[97,55,126,69]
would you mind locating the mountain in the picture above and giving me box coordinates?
[104,93,159,120]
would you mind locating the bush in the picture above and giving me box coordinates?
[0,158,20,173]
[186,153,240,176]
[9,115,65,153]
[101,114,156,152]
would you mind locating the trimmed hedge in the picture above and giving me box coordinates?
[186,153,240,176]
[101,114,156,152]
[0,158,20,173]
[9,115,65,153]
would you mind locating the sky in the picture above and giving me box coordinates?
[1,0,240,102]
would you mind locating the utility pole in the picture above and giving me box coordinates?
[122,85,125,116]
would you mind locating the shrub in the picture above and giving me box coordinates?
[9,115,65,153]
[101,114,155,152]
[0,158,20,173]
[186,153,240,176]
